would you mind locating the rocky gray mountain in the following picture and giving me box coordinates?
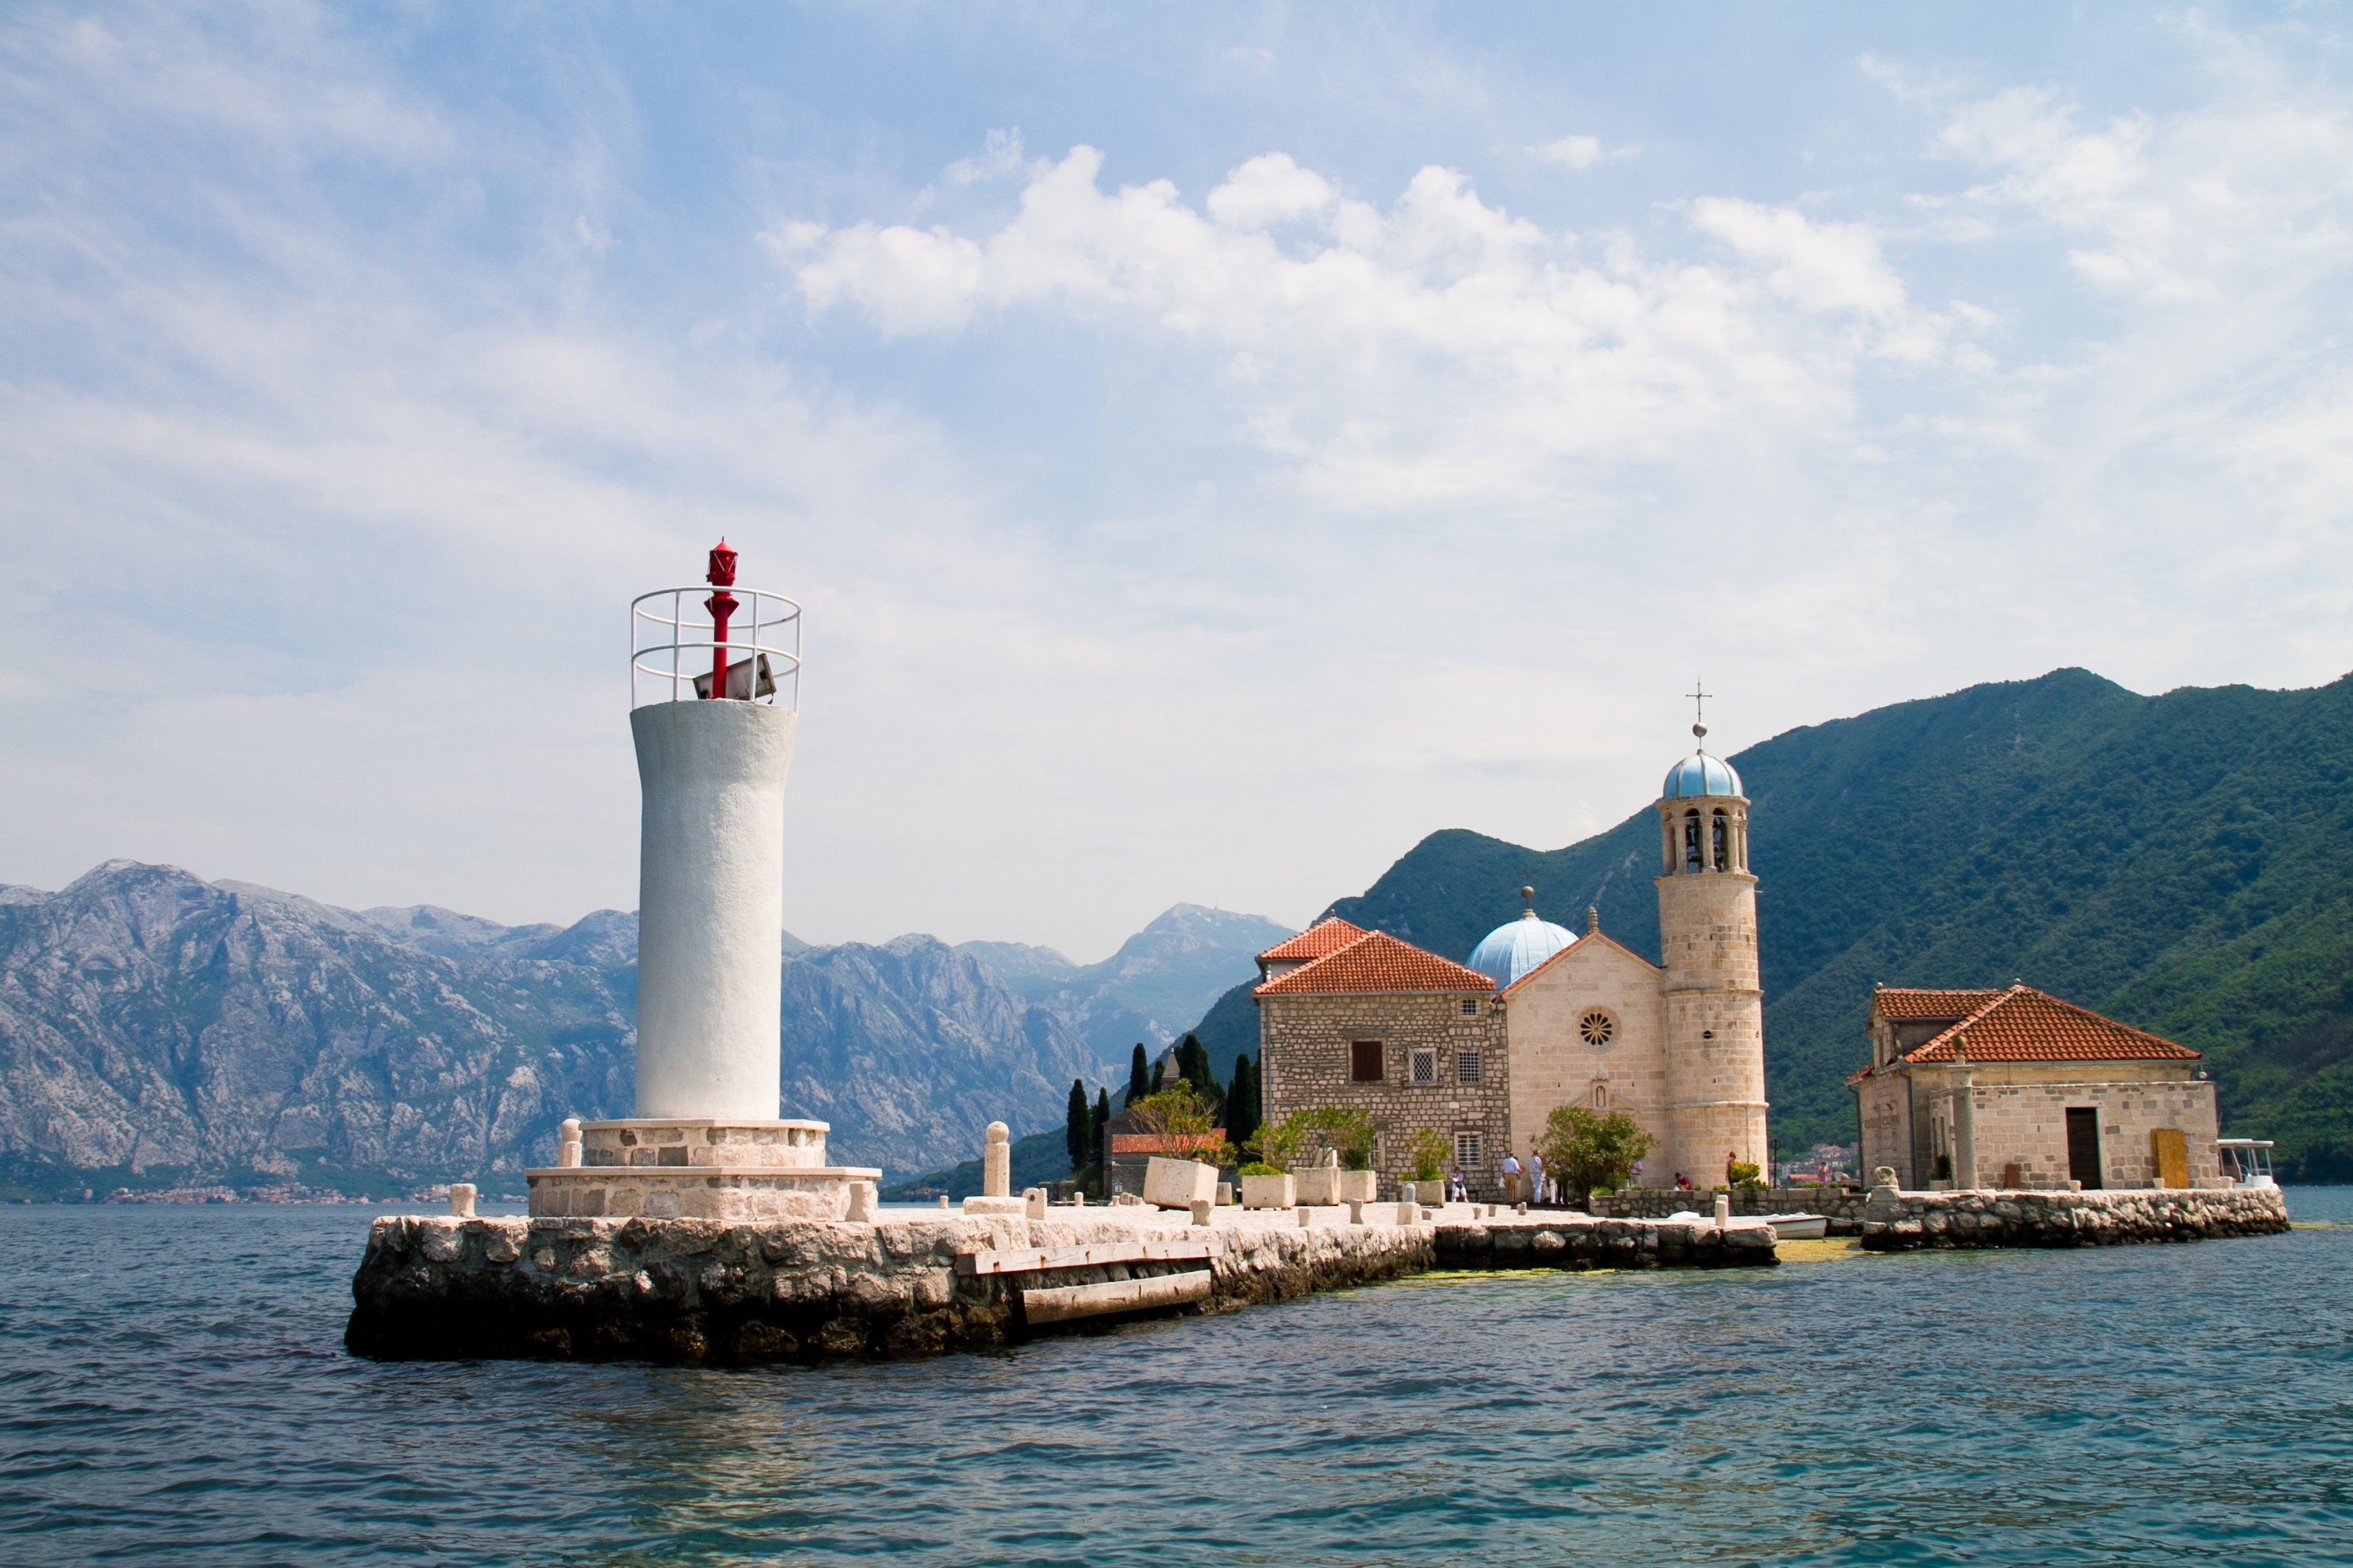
[0,862,1289,1197]
[962,903,1293,1064]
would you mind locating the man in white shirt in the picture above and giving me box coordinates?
[1527,1150,1546,1207]
[1500,1151,1522,1203]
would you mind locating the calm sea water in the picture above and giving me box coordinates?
[4,1194,2351,1566]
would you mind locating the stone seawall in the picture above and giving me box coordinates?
[347,1210,1439,1363]
[345,1205,1783,1364]
[1591,1187,1872,1234]
[1435,1214,1778,1270]
[1859,1187,2288,1250]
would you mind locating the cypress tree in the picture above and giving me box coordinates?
[1064,1078,1090,1175]
[1175,1033,1223,1115]
[1226,1053,1259,1146]
[1092,1087,1111,1171]
[1123,1042,1153,1107]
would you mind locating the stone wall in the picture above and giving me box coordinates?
[1258,991,1511,1200]
[1590,1186,1872,1234]
[345,1203,1790,1364]
[1434,1214,1777,1270]
[1858,1186,2287,1250]
[346,1211,1439,1363]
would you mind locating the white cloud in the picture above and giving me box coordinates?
[1536,134,1603,169]
[1533,135,1636,170]
[945,127,1029,186]
[775,148,1969,510]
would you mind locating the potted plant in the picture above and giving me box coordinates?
[1402,1127,1451,1205]
[1130,1082,1232,1209]
[1237,1161,1295,1209]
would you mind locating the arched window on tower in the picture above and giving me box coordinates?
[1712,809,1729,872]
[1683,810,1702,873]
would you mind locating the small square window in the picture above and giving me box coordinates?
[1460,998,1478,1016]
[1410,1048,1438,1086]
[1350,1041,1384,1082]
[1457,1050,1481,1084]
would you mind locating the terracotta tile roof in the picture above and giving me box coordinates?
[1899,985,2201,1065]
[1258,917,1368,964]
[1874,987,2007,1021]
[1108,1132,1225,1155]
[1255,930,1494,996]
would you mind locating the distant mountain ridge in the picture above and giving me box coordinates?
[0,863,1296,1196]
[1186,668,2353,1179]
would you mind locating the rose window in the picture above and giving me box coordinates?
[1579,1011,1615,1049]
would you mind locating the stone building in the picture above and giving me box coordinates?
[1253,730,1770,1196]
[1848,985,2220,1191]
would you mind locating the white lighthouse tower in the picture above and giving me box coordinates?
[527,541,880,1223]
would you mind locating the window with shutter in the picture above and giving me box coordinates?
[1350,1041,1383,1082]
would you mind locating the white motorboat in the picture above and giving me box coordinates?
[1771,1214,1828,1239]
[2215,1138,2278,1190]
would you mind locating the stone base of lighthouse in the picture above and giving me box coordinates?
[526,1118,880,1223]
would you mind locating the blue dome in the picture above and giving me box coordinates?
[1468,911,1576,988]
[1662,751,1743,799]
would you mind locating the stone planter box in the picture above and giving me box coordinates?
[1404,1179,1447,1205]
[1144,1157,1219,1210]
[1242,1173,1297,1209]
[1296,1168,1379,1205]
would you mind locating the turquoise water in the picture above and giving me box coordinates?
[4,1194,2349,1564]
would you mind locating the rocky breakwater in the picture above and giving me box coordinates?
[345,1207,1437,1363]
[1859,1186,2289,1251]
[1435,1212,1780,1270]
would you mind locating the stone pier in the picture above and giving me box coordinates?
[1858,1186,2287,1249]
[346,1203,1778,1364]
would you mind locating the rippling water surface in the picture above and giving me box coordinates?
[5,1194,2351,1565]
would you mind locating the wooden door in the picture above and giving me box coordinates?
[2066,1108,2102,1189]
[2151,1127,2189,1189]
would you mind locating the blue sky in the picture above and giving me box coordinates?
[4,2,2349,958]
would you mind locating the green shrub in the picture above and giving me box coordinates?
[1237,1162,1281,1177]
[1534,1105,1661,1202]
[1404,1128,1451,1183]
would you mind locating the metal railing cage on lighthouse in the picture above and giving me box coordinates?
[630,586,802,709]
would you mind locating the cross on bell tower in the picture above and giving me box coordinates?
[1689,679,1713,744]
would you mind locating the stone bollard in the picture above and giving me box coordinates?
[1026,1187,1048,1221]
[1714,1192,1730,1228]
[846,1181,877,1223]
[557,1118,582,1168]
[1394,1201,1418,1226]
[1216,1182,1234,1207]
[983,1121,1011,1198]
[938,1194,950,1210]
[1190,1199,1212,1226]
[1299,1206,1314,1227]
[1348,1199,1365,1226]
[449,1184,476,1218]
[1073,1192,1086,1207]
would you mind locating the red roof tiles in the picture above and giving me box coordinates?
[1899,985,2200,1065]
[1258,917,1368,964]
[1255,930,1494,996]
[1873,987,2006,1021]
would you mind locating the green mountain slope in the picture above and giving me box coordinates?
[1200,669,2353,1178]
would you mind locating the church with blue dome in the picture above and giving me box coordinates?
[1250,715,1769,1199]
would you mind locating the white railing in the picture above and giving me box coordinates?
[631,586,801,709]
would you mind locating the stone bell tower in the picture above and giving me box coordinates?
[1653,692,1769,1186]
